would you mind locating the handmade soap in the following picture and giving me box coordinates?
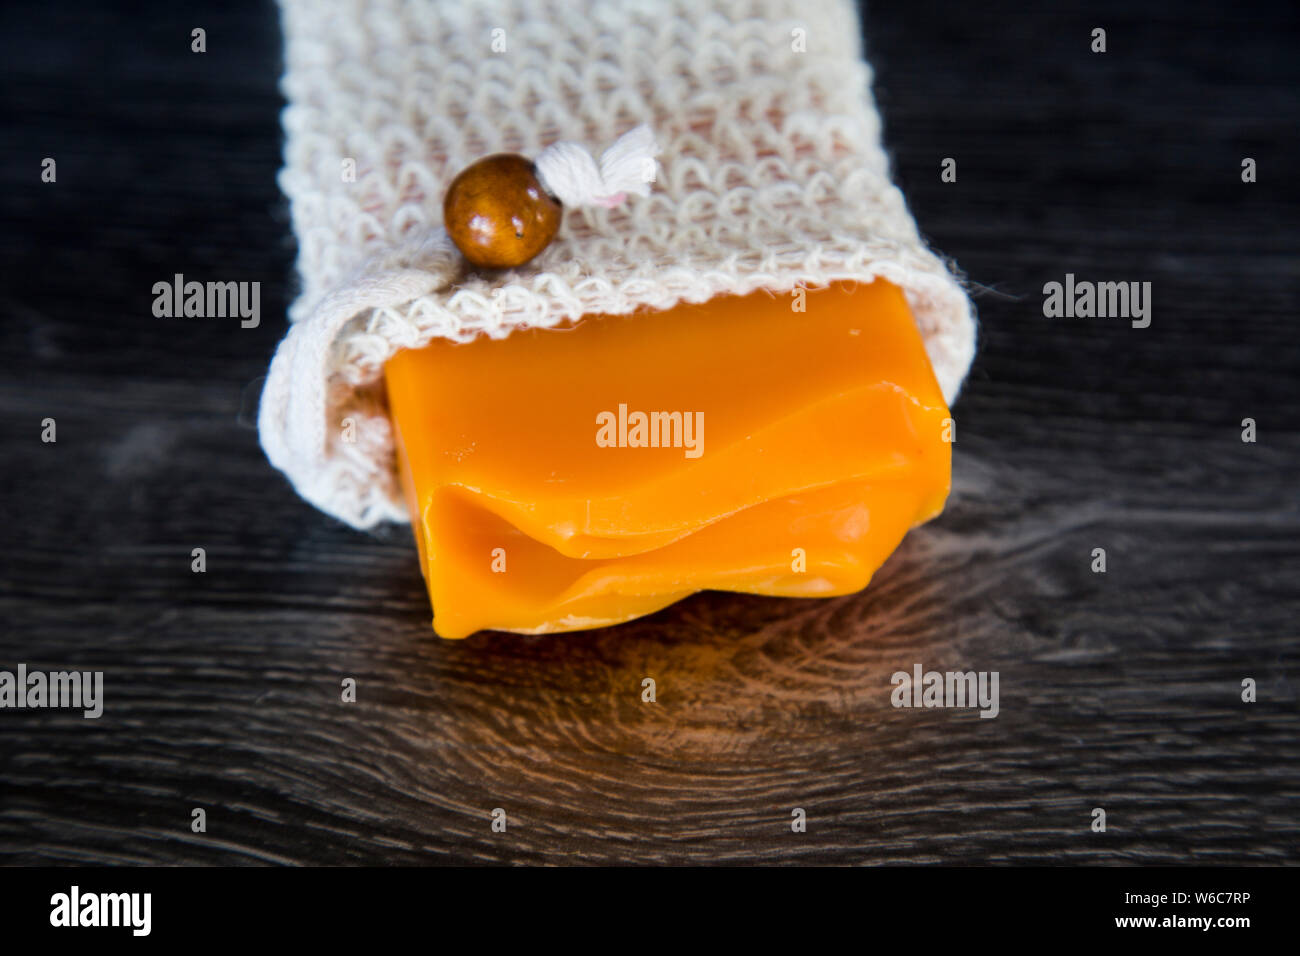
[385,279,952,638]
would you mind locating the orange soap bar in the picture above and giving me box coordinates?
[385,279,952,638]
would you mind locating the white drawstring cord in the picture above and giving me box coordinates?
[533,124,660,209]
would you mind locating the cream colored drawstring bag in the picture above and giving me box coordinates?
[259,0,977,529]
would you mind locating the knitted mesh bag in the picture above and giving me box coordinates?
[259,0,977,530]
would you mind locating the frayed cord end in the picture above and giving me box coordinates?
[534,124,660,209]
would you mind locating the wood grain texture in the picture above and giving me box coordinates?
[0,0,1297,865]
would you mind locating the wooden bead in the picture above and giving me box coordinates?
[443,154,562,269]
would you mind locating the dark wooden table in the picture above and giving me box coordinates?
[2,0,1297,865]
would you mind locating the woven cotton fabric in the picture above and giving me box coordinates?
[260,0,977,530]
